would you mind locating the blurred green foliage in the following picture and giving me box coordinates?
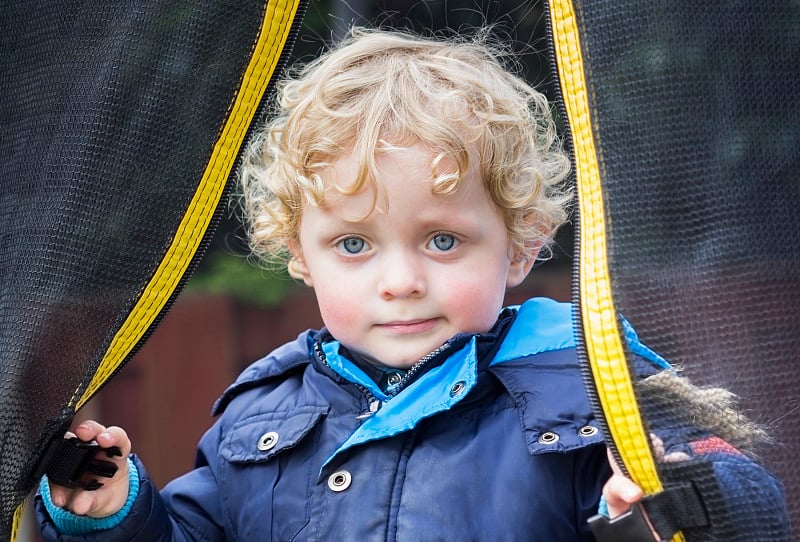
[185,251,296,306]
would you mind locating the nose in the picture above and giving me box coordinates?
[378,249,426,300]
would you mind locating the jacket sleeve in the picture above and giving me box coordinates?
[704,444,789,539]
[647,432,790,540]
[637,365,790,540]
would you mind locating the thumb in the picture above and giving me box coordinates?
[603,449,644,517]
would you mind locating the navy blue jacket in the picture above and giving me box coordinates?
[36,298,788,541]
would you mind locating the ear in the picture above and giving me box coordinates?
[506,241,541,289]
[286,240,313,287]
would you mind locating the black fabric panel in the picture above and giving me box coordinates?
[568,0,799,536]
[0,1,303,538]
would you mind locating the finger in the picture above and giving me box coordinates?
[603,475,644,513]
[48,483,75,508]
[96,426,132,458]
[650,433,666,461]
[663,450,691,463]
[72,420,108,442]
[603,474,644,517]
[649,433,692,463]
[65,487,100,516]
[72,421,130,459]
[604,449,644,517]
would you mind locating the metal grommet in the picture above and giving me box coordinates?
[257,431,279,452]
[327,470,352,492]
[450,381,466,397]
[538,431,560,444]
[579,425,599,437]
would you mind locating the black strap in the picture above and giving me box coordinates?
[590,460,715,542]
[41,437,122,491]
[643,479,710,539]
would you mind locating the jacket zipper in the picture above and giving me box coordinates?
[314,339,450,419]
[385,344,448,397]
[313,340,381,419]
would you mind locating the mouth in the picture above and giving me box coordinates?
[375,318,440,335]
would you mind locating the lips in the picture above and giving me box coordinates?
[376,318,439,334]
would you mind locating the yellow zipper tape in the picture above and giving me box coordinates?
[75,0,302,409]
[547,3,682,540]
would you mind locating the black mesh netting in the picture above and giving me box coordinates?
[563,1,799,539]
[0,1,304,539]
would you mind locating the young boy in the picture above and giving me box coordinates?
[37,27,787,541]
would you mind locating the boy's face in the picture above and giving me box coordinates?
[290,143,534,369]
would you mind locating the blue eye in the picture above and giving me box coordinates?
[428,233,458,252]
[337,237,368,254]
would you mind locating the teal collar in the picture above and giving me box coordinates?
[491,297,576,365]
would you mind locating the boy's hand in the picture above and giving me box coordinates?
[602,448,648,519]
[601,435,691,539]
[48,420,132,518]
[601,448,659,540]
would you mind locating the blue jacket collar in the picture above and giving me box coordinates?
[320,297,582,465]
[214,298,580,417]
[491,297,576,364]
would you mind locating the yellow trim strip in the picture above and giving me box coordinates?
[10,502,22,542]
[548,0,658,492]
[548,3,683,539]
[75,0,302,408]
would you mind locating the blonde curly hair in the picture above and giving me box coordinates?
[240,27,571,274]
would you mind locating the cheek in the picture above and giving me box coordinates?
[440,275,506,330]
[313,285,362,336]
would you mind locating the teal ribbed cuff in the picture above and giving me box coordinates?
[597,495,609,517]
[40,457,140,535]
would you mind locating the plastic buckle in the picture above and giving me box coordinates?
[44,437,122,491]
[588,503,659,541]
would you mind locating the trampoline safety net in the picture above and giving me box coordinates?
[0,1,306,539]
[548,0,799,540]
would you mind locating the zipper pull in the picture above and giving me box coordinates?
[355,399,382,420]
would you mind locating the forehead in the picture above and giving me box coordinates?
[315,145,430,217]
[316,142,466,208]
[306,142,505,233]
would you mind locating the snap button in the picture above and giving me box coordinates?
[327,470,352,492]
[257,431,279,451]
[579,425,599,437]
[450,381,466,396]
[386,371,403,386]
[538,431,560,444]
